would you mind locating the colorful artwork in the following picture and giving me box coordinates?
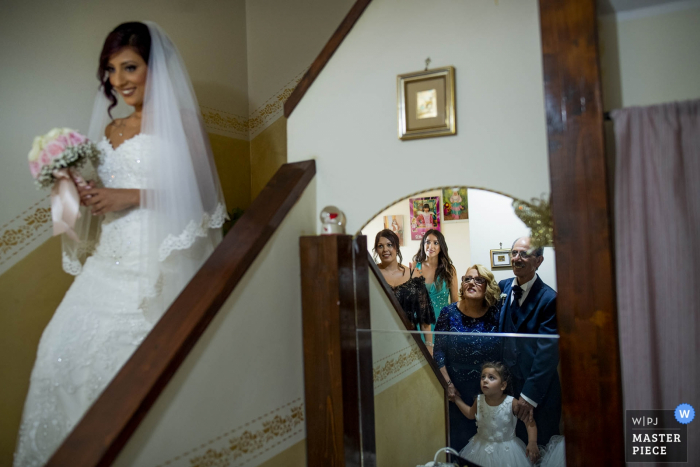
[383,215,405,246]
[416,89,438,119]
[409,196,440,240]
[442,187,468,221]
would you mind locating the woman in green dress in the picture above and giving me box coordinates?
[412,229,459,354]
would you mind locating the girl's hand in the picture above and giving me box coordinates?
[446,382,460,401]
[81,187,139,216]
[526,442,540,462]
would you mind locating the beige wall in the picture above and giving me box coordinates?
[209,133,252,210]
[288,0,551,234]
[250,117,288,199]
[599,3,700,110]
[244,0,355,198]
[0,237,74,466]
[375,365,446,466]
[245,0,356,138]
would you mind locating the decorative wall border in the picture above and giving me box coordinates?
[0,197,51,268]
[200,68,308,142]
[200,106,250,140]
[248,69,308,139]
[154,399,305,467]
[373,344,424,390]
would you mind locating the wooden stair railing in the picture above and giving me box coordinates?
[300,235,452,467]
[47,160,315,466]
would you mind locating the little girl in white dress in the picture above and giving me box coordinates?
[540,435,566,466]
[452,361,539,467]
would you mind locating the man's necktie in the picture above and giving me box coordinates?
[511,285,523,324]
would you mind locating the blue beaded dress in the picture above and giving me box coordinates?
[433,303,501,450]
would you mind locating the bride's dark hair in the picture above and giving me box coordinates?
[98,22,151,118]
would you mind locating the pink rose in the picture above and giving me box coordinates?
[68,131,87,145]
[55,134,70,147]
[29,160,41,178]
[44,140,65,159]
[40,150,52,166]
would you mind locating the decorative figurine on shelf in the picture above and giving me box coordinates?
[320,206,346,235]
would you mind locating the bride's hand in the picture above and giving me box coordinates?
[81,187,139,215]
[78,181,96,206]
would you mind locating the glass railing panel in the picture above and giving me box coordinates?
[358,329,566,467]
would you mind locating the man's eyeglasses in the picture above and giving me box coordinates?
[511,250,533,259]
[462,276,487,286]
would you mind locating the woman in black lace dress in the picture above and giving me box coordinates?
[373,230,434,331]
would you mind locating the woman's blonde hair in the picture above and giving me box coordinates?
[460,264,501,307]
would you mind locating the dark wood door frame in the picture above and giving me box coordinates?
[539,0,625,464]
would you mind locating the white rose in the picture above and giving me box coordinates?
[45,128,63,140]
[28,136,44,162]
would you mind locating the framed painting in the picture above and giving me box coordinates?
[409,196,440,240]
[397,66,456,140]
[383,215,404,246]
[490,248,512,270]
[442,187,468,221]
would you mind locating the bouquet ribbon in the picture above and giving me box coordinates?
[51,169,81,241]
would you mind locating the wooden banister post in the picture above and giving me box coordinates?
[300,235,375,467]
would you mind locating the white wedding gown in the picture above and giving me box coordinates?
[14,135,154,466]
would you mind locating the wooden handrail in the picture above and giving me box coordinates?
[48,160,316,466]
[366,253,448,389]
[283,0,372,118]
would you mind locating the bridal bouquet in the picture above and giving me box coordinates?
[27,128,100,240]
[28,128,99,188]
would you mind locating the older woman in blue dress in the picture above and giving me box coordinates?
[434,264,501,451]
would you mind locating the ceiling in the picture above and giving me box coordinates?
[598,0,689,15]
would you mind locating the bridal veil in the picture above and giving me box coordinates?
[64,21,226,323]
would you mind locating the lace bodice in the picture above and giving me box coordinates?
[92,135,148,264]
[475,395,517,442]
[96,135,147,189]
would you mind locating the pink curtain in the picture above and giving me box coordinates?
[613,99,700,466]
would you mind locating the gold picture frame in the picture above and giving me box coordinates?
[397,66,456,140]
[490,248,512,270]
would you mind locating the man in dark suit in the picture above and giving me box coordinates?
[498,236,560,445]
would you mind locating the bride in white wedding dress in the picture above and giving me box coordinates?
[14,22,226,466]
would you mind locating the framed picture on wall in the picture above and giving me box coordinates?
[490,248,512,270]
[383,215,404,246]
[397,66,456,140]
[409,196,440,240]
[442,187,468,221]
